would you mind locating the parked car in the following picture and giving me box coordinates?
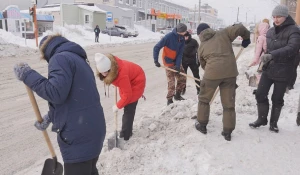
[160,28,172,34]
[232,36,243,46]
[102,27,129,38]
[115,25,139,37]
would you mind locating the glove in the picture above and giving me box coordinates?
[261,54,272,64]
[154,61,161,67]
[14,62,31,81]
[34,114,51,131]
[112,104,119,113]
[241,39,251,48]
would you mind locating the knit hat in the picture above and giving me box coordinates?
[176,23,187,33]
[95,53,111,73]
[272,5,289,17]
[197,23,210,35]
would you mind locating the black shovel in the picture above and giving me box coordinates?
[25,86,63,175]
[107,86,121,150]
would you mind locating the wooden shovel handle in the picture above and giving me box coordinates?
[114,86,118,131]
[209,47,244,105]
[161,66,200,87]
[25,86,56,158]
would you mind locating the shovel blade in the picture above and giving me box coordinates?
[42,158,63,175]
[108,131,119,151]
[249,76,257,87]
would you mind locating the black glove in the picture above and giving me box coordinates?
[154,61,161,67]
[242,39,251,48]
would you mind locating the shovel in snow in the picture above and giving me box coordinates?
[108,86,121,150]
[25,86,63,175]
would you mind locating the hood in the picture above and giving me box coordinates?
[199,28,216,42]
[39,34,87,62]
[184,32,192,44]
[258,22,270,36]
[97,54,118,85]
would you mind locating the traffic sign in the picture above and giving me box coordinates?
[106,12,113,22]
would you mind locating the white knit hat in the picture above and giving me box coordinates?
[94,53,111,73]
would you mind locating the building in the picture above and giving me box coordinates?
[280,0,297,19]
[1,5,54,38]
[189,3,218,30]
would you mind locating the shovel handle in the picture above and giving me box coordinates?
[25,86,56,158]
[114,86,118,132]
[161,66,201,83]
[209,47,244,105]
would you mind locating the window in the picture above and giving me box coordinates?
[85,15,90,24]
[133,0,136,6]
[138,0,142,7]
[0,20,2,29]
[119,0,123,3]
[126,0,129,5]
[103,0,110,2]
[134,13,136,22]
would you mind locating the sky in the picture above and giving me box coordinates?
[168,0,280,25]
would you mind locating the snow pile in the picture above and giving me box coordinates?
[97,46,300,175]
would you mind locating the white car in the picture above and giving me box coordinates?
[115,25,139,37]
[232,36,243,46]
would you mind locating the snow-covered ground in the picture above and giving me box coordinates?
[1,28,300,175]
[0,24,162,58]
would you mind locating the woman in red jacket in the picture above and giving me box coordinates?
[95,53,146,140]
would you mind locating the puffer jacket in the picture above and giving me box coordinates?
[182,33,199,65]
[22,34,106,163]
[198,24,250,79]
[97,54,146,109]
[264,16,300,81]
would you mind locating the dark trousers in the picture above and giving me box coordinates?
[64,156,99,175]
[182,62,200,92]
[255,73,288,106]
[288,64,298,88]
[121,101,138,140]
[95,34,99,42]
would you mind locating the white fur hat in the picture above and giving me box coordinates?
[95,53,111,73]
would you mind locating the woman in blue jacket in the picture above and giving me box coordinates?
[14,34,106,175]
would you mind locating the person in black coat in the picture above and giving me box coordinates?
[249,5,300,133]
[94,25,100,42]
[182,32,200,95]
[287,51,300,90]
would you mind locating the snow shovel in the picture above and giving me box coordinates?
[209,47,244,105]
[25,86,63,175]
[161,66,200,87]
[107,86,121,150]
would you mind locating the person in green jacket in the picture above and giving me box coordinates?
[195,23,250,141]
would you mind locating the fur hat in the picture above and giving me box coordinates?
[95,53,111,73]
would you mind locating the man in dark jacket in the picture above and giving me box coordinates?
[249,5,300,133]
[195,23,250,141]
[182,32,200,95]
[153,23,187,105]
[13,34,106,175]
[94,25,100,42]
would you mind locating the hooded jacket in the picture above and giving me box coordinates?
[252,22,269,65]
[182,33,199,65]
[265,16,300,81]
[198,24,250,79]
[97,54,146,109]
[22,34,106,163]
[153,28,185,68]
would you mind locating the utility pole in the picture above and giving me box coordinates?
[194,4,196,29]
[30,0,38,47]
[295,0,300,25]
[198,0,201,24]
[236,7,239,22]
[246,12,247,25]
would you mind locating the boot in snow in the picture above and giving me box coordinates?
[195,120,207,134]
[120,131,133,140]
[167,98,173,105]
[221,131,231,141]
[269,105,282,133]
[297,112,300,126]
[249,103,269,128]
[181,88,186,95]
[174,91,185,101]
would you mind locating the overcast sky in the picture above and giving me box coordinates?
[168,0,280,25]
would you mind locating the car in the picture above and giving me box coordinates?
[115,25,139,37]
[102,27,129,38]
[160,28,172,34]
[232,36,243,46]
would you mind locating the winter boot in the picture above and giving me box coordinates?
[221,131,231,141]
[195,120,207,134]
[167,98,173,105]
[297,112,300,126]
[249,103,269,128]
[181,87,186,95]
[119,132,133,140]
[174,91,185,101]
[269,105,282,133]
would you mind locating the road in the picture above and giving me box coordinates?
[0,42,241,175]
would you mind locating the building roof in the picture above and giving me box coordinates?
[78,5,106,13]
